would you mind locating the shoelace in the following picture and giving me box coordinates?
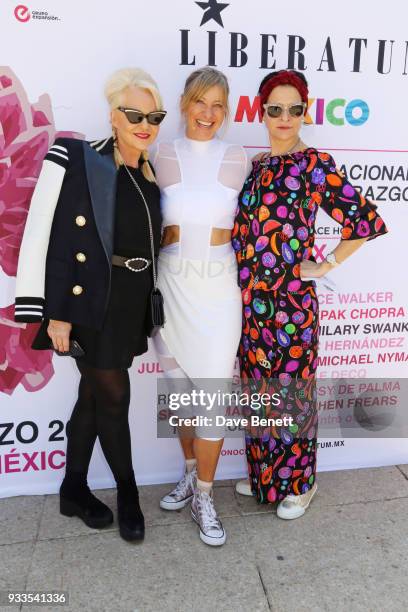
[199,492,221,530]
[172,470,195,497]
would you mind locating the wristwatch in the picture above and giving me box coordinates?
[325,252,339,267]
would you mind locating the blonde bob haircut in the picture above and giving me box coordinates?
[180,66,230,120]
[105,67,164,183]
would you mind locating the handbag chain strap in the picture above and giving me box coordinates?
[116,150,158,288]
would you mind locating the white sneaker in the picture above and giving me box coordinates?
[160,467,196,511]
[277,484,318,520]
[191,489,226,546]
[235,478,253,496]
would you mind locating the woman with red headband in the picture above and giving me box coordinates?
[232,70,388,518]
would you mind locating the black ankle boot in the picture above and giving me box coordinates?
[60,472,113,529]
[117,473,145,542]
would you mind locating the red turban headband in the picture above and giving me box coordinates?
[259,71,309,108]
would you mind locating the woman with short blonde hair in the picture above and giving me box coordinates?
[15,67,166,542]
[105,67,165,181]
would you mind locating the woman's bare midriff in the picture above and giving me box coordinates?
[161,225,231,247]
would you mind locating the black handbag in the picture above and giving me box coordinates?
[150,286,165,328]
[119,155,165,336]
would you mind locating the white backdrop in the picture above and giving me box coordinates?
[1,0,407,497]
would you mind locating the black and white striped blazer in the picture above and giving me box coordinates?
[15,136,123,331]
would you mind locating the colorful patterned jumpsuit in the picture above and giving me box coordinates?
[233,148,387,503]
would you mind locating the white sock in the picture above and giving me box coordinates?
[196,477,213,495]
[185,458,197,473]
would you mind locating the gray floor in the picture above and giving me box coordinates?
[1,465,408,612]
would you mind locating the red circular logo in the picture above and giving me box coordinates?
[14,5,31,22]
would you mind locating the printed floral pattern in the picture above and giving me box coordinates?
[0,68,82,394]
[0,304,54,395]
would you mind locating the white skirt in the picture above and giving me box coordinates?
[156,245,242,380]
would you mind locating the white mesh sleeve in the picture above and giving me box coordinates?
[217,144,250,190]
[153,142,181,189]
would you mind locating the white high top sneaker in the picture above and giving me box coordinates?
[235,478,253,496]
[160,466,197,511]
[277,484,318,519]
[191,489,226,546]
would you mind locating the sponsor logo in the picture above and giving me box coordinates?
[14,4,61,22]
[14,5,30,22]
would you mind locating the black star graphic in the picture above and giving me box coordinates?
[195,0,229,27]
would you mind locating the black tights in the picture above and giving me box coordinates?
[65,361,133,483]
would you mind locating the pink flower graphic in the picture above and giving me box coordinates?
[0,67,81,276]
[0,67,83,394]
[0,304,54,395]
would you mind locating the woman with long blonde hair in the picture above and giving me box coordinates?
[153,67,249,546]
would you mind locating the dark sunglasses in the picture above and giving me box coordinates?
[263,103,306,118]
[117,107,167,125]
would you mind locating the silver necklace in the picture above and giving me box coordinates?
[270,137,302,157]
[115,149,158,289]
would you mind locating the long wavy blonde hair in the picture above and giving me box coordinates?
[105,67,164,182]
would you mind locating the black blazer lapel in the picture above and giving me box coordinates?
[83,141,117,265]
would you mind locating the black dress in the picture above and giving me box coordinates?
[72,164,162,369]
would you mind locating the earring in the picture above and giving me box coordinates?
[112,127,118,147]
[112,127,122,168]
